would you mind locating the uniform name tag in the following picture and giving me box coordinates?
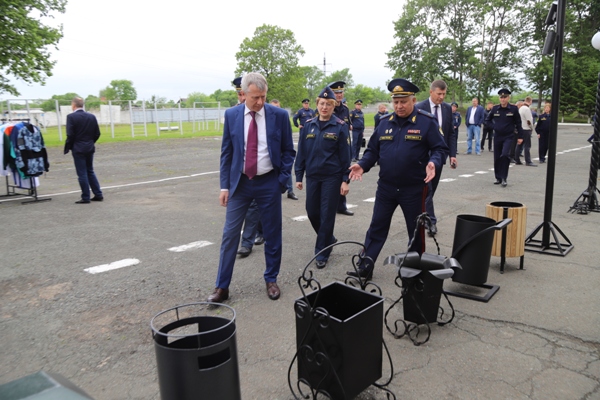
[506,113,514,116]
[306,134,316,139]
[407,130,421,134]
[405,135,422,141]
[380,135,394,141]
[323,133,338,140]
[494,113,500,117]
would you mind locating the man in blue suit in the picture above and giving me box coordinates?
[64,97,103,204]
[465,97,485,155]
[208,72,296,303]
[415,80,457,236]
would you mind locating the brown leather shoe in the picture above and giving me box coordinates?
[266,282,280,300]
[207,288,229,303]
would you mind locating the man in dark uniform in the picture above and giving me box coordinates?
[451,102,461,139]
[374,103,387,130]
[347,78,448,280]
[329,81,354,216]
[482,101,494,152]
[485,88,524,187]
[350,99,365,161]
[293,99,316,130]
[415,79,457,236]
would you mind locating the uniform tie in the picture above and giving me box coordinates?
[245,111,258,179]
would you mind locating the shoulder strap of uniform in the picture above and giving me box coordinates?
[417,108,435,119]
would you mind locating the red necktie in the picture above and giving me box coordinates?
[245,111,258,179]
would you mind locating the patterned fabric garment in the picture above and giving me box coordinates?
[14,123,49,177]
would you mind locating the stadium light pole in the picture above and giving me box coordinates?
[524,0,574,256]
[569,30,600,214]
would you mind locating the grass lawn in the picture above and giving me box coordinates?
[40,114,382,147]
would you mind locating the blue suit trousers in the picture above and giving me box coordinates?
[216,171,282,289]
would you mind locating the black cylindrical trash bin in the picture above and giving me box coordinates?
[451,214,497,285]
[150,303,241,400]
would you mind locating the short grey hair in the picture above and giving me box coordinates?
[242,73,268,93]
[430,79,447,91]
[72,97,84,108]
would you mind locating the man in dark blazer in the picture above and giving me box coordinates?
[208,72,296,303]
[415,80,457,235]
[64,97,103,204]
[465,97,485,155]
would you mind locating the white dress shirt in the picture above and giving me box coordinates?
[244,105,273,176]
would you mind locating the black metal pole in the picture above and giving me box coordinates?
[570,72,600,213]
[525,0,574,256]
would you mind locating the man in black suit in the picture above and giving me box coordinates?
[64,97,103,204]
[415,80,457,235]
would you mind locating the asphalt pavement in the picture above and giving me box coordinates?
[0,124,598,399]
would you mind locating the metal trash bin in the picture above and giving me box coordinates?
[295,281,384,400]
[486,201,527,272]
[451,214,497,286]
[151,302,241,400]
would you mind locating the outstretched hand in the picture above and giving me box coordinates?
[424,162,436,183]
[349,164,364,181]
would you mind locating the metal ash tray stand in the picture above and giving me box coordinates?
[288,240,395,400]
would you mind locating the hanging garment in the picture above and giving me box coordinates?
[11,122,49,177]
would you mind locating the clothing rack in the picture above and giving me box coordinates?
[3,175,51,205]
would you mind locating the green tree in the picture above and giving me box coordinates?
[324,68,354,88]
[235,24,306,107]
[211,89,238,107]
[300,66,325,101]
[100,80,137,102]
[0,0,66,96]
[39,92,79,111]
[185,92,216,108]
[84,94,102,110]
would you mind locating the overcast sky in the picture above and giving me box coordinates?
[8,1,406,103]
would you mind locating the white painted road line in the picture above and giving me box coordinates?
[475,171,489,174]
[84,258,140,274]
[168,241,213,252]
[459,174,474,178]
[293,216,309,221]
[347,204,358,209]
[440,178,457,182]
[364,197,376,202]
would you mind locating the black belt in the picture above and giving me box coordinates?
[244,169,275,181]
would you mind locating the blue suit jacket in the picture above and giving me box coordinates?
[466,105,485,127]
[415,100,457,159]
[64,109,101,154]
[220,103,295,197]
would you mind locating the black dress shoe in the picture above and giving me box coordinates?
[315,260,327,269]
[236,247,252,257]
[207,288,229,303]
[539,160,546,163]
[510,159,516,164]
[75,199,90,204]
[347,268,373,281]
[337,209,354,216]
[266,282,280,300]
[494,179,502,185]
[515,161,523,165]
[501,179,507,187]
[526,163,537,167]
[91,196,104,202]
[287,192,298,200]
[254,235,265,245]
[428,223,438,236]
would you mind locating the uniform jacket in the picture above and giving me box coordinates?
[350,109,365,130]
[65,109,101,154]
[453,111,462,132]
[535,113,551,136]
[374,111,386,130]
[293,108,316,127]
[220,103,295,197]
[485,104,525,139]
[295,116,350,182]
[416,99,456,159]
[359,108,448,187]
[465,105,485,127]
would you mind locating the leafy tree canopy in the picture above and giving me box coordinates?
[0,0,66,96]
[235,24,306,108]
[100,80,137,102]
